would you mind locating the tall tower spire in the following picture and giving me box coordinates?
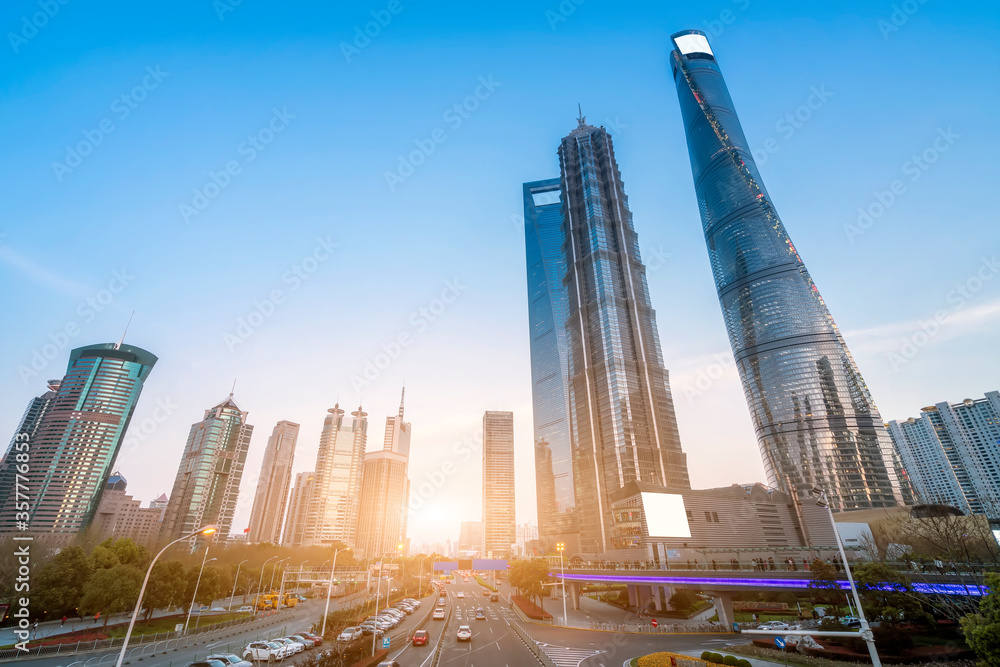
[576,102,586,126]
[398,386,405,418]
[114,311,135,350]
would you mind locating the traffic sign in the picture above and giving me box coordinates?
[774,636,786,649]
[381,637,390,649]
[732,622,740,633]
[650,619,658,628]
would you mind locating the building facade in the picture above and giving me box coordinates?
[303,405,367,547]
[888,391,1000,519]
[247,420,300,544]
[482,411,515,557]
[160,395,253,540]
[669,30,910,512]
[524,178,580,553]
[90,473,165,547]
[558,115,691,555]
[0,343,157,539]
[459,520,482,553]
[282,470,314,547]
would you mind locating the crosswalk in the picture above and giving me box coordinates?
[537,642,605,667]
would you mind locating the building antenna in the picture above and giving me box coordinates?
[114,311,135,350]
[230,378,237,398]
[577,102,586,125]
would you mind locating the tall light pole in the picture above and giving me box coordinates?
[114,524,218,667]
[415,555,427,598]
[556,542,567,626]
[321,547,350,637]
[812,487,881,667]
[253,556,279,612]
[229,559,249,611]
[269,557,289,595]
[184,553,217,634]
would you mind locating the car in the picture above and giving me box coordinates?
[210,606,227,612]
[289,634,316,648]
[456,625,472,642]
[376,662,401,667]
[411,630,429,646]
[457,591,465,598]
[186,662,227,667]
[433,608,445,620]
[243,641,283,662]
[482,590,490,597]
[274,638,304,654]
[757,621,790,631]
[337,627,363,642]
[840,616,862,628]
[237,605,254,613]
[359,622,384,637]
[394,603,414,614]
[404,598,420,607]
[436,598,446,607]
[490,594,499,602]
[206,654,252,667]
[475,608,486,620]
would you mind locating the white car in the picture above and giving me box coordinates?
[757,621,790,631]
[236,605,253,613]
[433,608,445,620]
[456,625,472,641]
[208,653,253,667]
[457,591,465,598]
[279,637,306,653]
[243,641,284,662]
[337,627,363,642]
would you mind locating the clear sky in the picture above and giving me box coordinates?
[2,0,998,548]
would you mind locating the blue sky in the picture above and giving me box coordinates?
[2,0,998,547]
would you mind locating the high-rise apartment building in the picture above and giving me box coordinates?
[523,178,579,552]
[160,394,253,540]
[669,30,910,512]
[552,115,691,554]
[303,405,367,547]
[459,520,482,553]
[0,343,157,539]
[356,389,411,558]
[888,391,1000,518]
[282,471,314,547]
[91,473,165,547]
[247,420,300,544]
[482,411,515,557]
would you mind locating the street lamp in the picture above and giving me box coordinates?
[184,552,218,634]
[269,557,289,595]
[114,524,218,667]
[811,487,882,667]
[372,545,403,657]
[229,559,249,611]
[556,542,567,626]
[321,547,351,637]
[278,560,307,609]
[253,556,279,612]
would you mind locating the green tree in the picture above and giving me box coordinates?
[142,560,186,620]
[808,559,842,613]
[80,564,143,628]
[853,561,930,624]
[961,572,1000,667]
[509,559,551,607]
[669,589,698,611]
[32,546,93,619]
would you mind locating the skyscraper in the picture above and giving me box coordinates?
[356,389,411,558]
[0,343,157,540]
[282,470,314,547]
[247,420,300,544]
[303,404,367,547]
[160,394,253,540]
[523,178,579,552]
[459,520,482,553]
[557,114,691,554]
[482,411,515,557]
[669,30,910,511]
[888,391,1000,518]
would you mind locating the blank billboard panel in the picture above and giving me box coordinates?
[640,492,692,538]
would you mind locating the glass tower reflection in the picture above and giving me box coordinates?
[669,30,911,510]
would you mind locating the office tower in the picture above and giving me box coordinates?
[356,389,411,558]
[282,471,314,547]
[524,178,580,552]
[149,493,168,515]
[888,391,1000,519]
[90,472,165,547]
[556,114,691,554]
[160,394,253,540]
[0,343,157,539]
[669,30,910,511]
[247,420,300,544]
[303,404,367,546]
[482,411,515,557]
[459,520,483,553]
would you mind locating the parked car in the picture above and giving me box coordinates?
[433,608,446,620]
[475,608,486,620]
[337,627,363,642]
[403,598,420,607]
[303,631,323,645]
[757,621,790,631]
[456,625,472,642]
[237,605,254,613]
[289,634,316,648]
[243,641,284,662]
[411,630,429,646]
[840,616,862,628]
[206,654,252,667]
[186,661,227,667]
[274,638,304,654]
[359,622,384,637]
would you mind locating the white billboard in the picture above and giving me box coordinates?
[640,492,692,538]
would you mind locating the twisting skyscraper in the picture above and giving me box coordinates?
[547,114,690,555]
[669,30,910,510]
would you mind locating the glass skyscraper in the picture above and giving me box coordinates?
[529,116,691,555]
[303,404,367,547]
[247,420,300,544]
[482,411,515,557]
[0,343,157,539]
[669,30,910,510]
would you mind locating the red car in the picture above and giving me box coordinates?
[411,630,429,646]
[304,632,323,645]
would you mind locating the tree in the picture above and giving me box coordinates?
[142,560,186,620]
[962,572,1000,667]
[80,564,143,628]
[669,589,698,611]
[509,559,551,607]
[853,562,930,625]
[808,559,842,613]
[31,546,93,619]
